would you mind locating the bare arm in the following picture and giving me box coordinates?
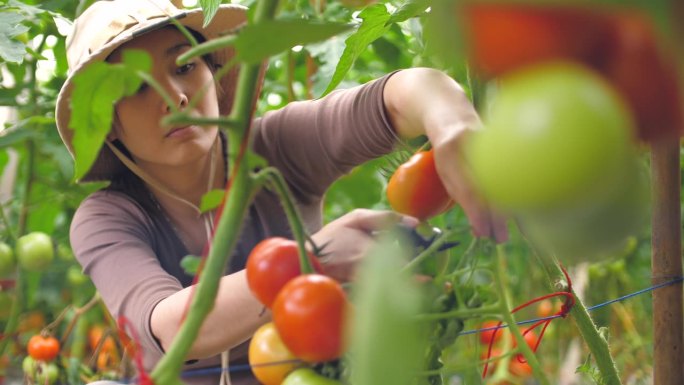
[150,270,268,359]
[383,68,507,242]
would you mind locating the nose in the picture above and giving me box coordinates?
[160,77,188,113]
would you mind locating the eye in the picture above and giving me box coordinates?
[136,82,149,94]
[177,62,196,75]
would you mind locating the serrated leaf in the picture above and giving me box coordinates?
[69,50,151,181]
[180,255,202,276]
[245,151,268,170]
[199,0,220,28]
[0,12,30,63]
[321,4,391,96]
[200,189,225,213]
[0,129,36,148]
[234,20,352,64]
[388,0,431,24]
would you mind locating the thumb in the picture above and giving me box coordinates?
[343,209,419,233]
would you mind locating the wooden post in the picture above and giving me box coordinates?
[650,138,684,385]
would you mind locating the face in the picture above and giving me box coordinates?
[109,27,220,169]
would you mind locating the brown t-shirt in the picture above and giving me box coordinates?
[70,73,400,385]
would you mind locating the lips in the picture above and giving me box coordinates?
[165,125,193,138]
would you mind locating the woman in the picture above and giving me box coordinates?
[55,0,506,384]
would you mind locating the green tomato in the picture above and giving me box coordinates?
[0,242,15,277]
[22,355,37,376]
[518,156,650,262]
[66,265,89,287]
[467,61,635,211]
[35,362,59,385]
[16,232,54,272]
[282,368,342,385]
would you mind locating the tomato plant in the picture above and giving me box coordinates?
[386,149,452,221]
[281,368,342,385]
[0,242,15,277]
[246,237,324,308]
[15,232,54,272]
[27,335,60,362]
[272,274,347,362]
[249,322,301,385]
[467,61,635,212]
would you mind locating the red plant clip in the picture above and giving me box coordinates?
[482,266,575,377]
[117,316,154,385]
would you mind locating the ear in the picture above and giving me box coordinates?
[108,113,121,141]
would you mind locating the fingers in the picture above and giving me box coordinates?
[342,209,419,233]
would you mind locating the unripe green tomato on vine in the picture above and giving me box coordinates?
[16,232,54,272]
[466,61,635,212]
[0,242,15,277]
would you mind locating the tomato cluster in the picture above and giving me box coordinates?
[246,237,347,385]
[478,321,536,380]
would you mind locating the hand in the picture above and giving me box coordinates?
[383,68,508,243]
[309,209,419,283]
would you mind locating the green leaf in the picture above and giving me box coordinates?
[199,189,225,213]
[0,11,30,63]
[234,20,352,64]
[388,0,431,24]
[180,255,202,276]
[321,4,390,96]
[348,233,429,385]
[69,50,151,181]
[0,124,41,148]
[199,0,221,28]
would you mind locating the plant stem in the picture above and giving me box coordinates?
[150,0,281,382]
[252,167,314,274]
[556,260,623,385]
[0,269,24,356]
[493,245,551,385]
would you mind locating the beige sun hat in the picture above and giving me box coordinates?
[55,0,247,182]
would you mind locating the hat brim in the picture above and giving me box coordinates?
[55,4,247,182]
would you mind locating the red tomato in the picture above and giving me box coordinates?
[386,149,452,221]
[248,322,301,385]
[246,237,324,308]
[512,330,539,352]
[461,4,683,142]
[27,335,60,362]
[478,320,503,346]
[509,355,533,377]
[600,11,683,142]
[462,4,608,78]
[272,274,347,362]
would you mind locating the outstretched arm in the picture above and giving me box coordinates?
[383,67,508,242]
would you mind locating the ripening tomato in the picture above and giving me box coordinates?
[88,325,117,354]
[386,149,453,221]
[246,237,324,308]
[511,330,538,352]
[467,61,635,212]
[509,355,533,377]
[27,335,60,362]
[462,3,608,78]
[248,322,301,385]
[272,274,347,362]
[478,320,504,346]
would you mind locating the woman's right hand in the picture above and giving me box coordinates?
[309,209,418,283]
